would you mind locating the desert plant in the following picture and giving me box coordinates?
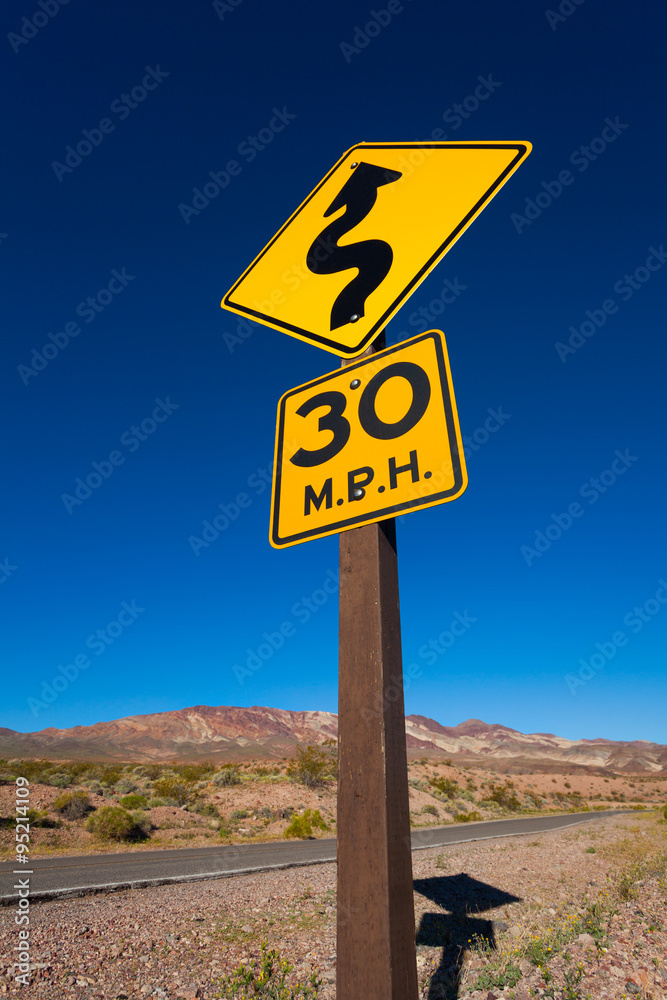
[287,742,337,788]
[487,781,521,811]
[119,793,148,810]
[422,804,438,816]
[429,776,459,799]
[26,808,58,828]
[46,772,70,788]
[454,810,482,823]
[231,809,249,820]
[193,801,220,818]
[86,806,150,842]
[215,941,320,998]
[115,779,138,795]
[52,791,94,819]
[285,809,328,839]
[99,766,123,787]
[151,777,194,806]
[213,766,242,787]
[171,762,215,782]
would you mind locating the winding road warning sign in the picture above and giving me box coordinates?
[222,141,531,357]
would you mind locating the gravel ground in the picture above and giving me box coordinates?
[1,813,665,999]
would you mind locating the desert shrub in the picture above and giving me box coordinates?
[99,766,123,787]
[129,810,152,838]
[459,788,477,802]
[119,793,148,810]
[46,772,71,788]
[143,764,164,780]
[115,779,138,795]
[26,808,58,828]
[147,797,170,808]
[454,810,482,823]
[52,791,94,819]
[663,803,667,820]
[215,941,320,999]
[213,767,242,787]
[86,806,149,842]
[171,762,215,783]
[422,804,438,816]
[287,744,337,788]
[231,809,249,820]
[9,759,55,784]
[487,781,521,811]
[429,776,458,799]
[192,801,219,818]
[152,777,194,806]
[285,809,328,839]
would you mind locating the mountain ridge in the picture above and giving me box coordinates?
[1,705,665,773]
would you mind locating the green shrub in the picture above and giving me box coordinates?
[285,809,328,839]
[487,781,521,811]
[171,762,215,783]
[422,804,438,816]
[193,802,220,818]
[429,776,459,799]
[215,941,320,998]
[86,806,150,842]
[287,743,337,788]
[99,766,123,787]
[26,808,58,828]
[231,809,249,820]
[115,779,138,795]
[454,810,482,823]
[119,794,148,810]
[147,797,170,808]
[52,791,93,819]
[152,777,194,806]
[142,764,165,780]
[128,811,152,839]
[213,767,242,787]
[46,772,71,788]
[664,803,667,820]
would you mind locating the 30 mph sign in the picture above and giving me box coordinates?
[270,330,466,547]
[222,141,531,358]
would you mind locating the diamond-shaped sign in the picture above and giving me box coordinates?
[222,141,531,357]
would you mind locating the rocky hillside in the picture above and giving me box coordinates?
[1,705,665,772]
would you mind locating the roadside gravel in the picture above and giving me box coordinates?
[1,813,664,999]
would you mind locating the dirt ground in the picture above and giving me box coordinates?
[1,811,665,999]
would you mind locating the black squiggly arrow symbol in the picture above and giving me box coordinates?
[306,161,402,331]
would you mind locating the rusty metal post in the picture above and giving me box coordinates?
[336,335,418,1000]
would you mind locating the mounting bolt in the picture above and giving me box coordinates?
[350,379,361,389]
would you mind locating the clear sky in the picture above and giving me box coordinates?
[2,0,666,744]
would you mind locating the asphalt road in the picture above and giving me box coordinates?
[0,810,628,903]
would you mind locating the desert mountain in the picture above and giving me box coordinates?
[0,705,665,773]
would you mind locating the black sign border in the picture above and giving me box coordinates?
[271,330,465,547]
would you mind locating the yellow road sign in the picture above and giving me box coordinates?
[222,141,530,358]
[270,330,466,548]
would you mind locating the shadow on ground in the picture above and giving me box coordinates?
[414,873,522,1000]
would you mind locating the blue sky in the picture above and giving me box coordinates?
[2,0,666,743]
